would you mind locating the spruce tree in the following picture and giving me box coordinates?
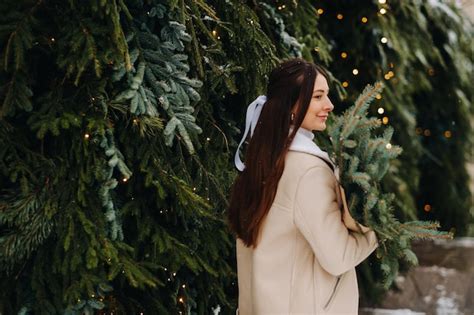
[1,1,235,313]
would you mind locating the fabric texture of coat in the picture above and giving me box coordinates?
[236,127,379,314]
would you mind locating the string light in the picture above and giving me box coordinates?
[382,116,389,124]
[381,37,388,43]
[415,127,423,135]
[50,37,55,42]
[384,71,395,80]
[428,68,435,76]
[424,204,431,212]
[379,0,387,3]
[317,8,324,15]
[424,129,431,136]
[133,118,138,124]
[444,130,452,138]
[376,94,382,100]
[178,297,184,303]
[386,143,392,149]
[337,14,344,20]
[84,133,90,139]
[361,17,368,23]
[182,284,186,288]
[122,177,129,182]
[378,107,385,114]
[212,30,217,37]
[341,52,348,58]
[206,137,211,141]
[379,8,387,14]
[352,69,359,75]
[342,81,349,88]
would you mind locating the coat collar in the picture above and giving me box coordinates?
[288,126,340,181]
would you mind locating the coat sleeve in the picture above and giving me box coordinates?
[294,166,379,276]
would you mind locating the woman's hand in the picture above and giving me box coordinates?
[339,185,368,233]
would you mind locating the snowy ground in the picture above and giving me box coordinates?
[363,237,474,315]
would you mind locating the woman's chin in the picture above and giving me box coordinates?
[315,123,326,131]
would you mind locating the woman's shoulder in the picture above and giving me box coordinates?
[276,152,337,207]
[282,151,336,187]
[285,151,333,173]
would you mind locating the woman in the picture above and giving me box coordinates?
[227,58,379,314]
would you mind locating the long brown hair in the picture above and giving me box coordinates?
[227,57,329,248]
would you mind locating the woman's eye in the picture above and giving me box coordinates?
[314,95,323,100]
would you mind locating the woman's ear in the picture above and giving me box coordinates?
[292,100,301,118]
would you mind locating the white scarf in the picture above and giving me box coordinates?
[234,95,340,181]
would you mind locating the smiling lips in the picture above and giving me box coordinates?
[317,115,328,120]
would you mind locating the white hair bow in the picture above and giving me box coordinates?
[234,95,267,171]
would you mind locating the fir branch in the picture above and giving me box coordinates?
[0,188,56,273]
[327,82,452,289]
[110,15,204,154]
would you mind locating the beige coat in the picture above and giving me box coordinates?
[236,151,379,314]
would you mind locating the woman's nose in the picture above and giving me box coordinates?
[326,99,334,112]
